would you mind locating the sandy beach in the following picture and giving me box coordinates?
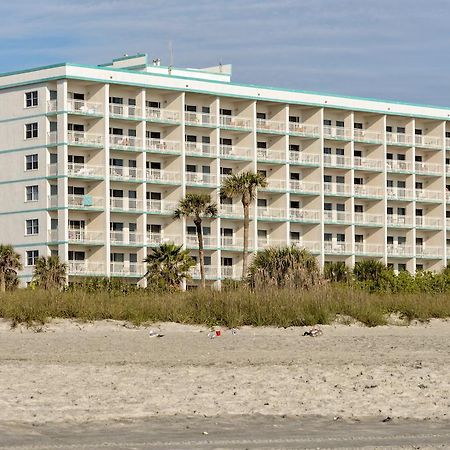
[0,319,449,425]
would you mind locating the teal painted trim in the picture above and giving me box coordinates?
[0,206,66,216]
[0,111,64,124]
[112,53,147,63]
[0,63,66,78]
[14,241,66,248]
[0,175,66,185]
[0,144,51,155]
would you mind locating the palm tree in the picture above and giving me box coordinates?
[220,171,267,278]
[0,244,22,293]
[33,255,67,290]
[144,243,196,291]
[324,261,350,283]
[174,193,217,288]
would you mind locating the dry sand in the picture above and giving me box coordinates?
[0,319,449,424]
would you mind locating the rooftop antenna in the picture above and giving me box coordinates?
[168,41,173,75]
[219,59,223,73]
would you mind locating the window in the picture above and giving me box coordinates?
[323,119,332,126]
[25,154,38,170]
[25,219,39,235]
[324,233,332,242]
[415,129,422,136]
[25,122,38,139]
[146,100,160,109]
[25,91,38,107]
[26,250,39,266]
[354,122,363,129]
[336,121,344,127]
[289,115,300,123]
[290,231,300,241]
[68,251,85,261]
[25,185,39,202]
[220,108,232,116]
[386,126,393,133]
[354,204,364,213]
[336,233,345,242]
[416,264,424,271]
[257,112,266,120]
[398,263,407,272]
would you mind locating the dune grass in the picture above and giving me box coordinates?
[1,285,450,328]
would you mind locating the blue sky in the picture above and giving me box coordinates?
[1,0,449,106]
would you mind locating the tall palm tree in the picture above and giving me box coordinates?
[0,244,22,293]
[220,171,267,278]
[33,255,67,290]
[144,243,195,291]
[174,193,217,288]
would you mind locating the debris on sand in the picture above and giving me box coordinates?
[303,327,323,337]
[149,330,164,338]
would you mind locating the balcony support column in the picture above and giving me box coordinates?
[103,84,111,278]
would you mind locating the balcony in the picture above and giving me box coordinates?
[416,216,441,229]
[68,261,105,276]
[354,213,383,227]
[219,204,244,218]
[219,115,251,130]
[324,242,352,254]
[67,163,104,179]
[386,132,413,146]
[289,209,321,222]
[354,243,384,256]
[219,145,252,160]
[387,215,413,227]
[256,148,286,163]
[110,231,144,246]
[415,162,441,176]
[324,211,352,224]
[415,189,443,203]
[386,188,414,201]
[386,160,413,173]
[387,245,413,257]
[68,131,103,147]
[353,157,383,171]
[416,246,443,258]
[109,197,144,212]
[146,107,180,124]
[185,142,217,157]
[353,129,383,144]
[109,135,143,151]
[447,192,450,203]
[67,229,104,245]
[147,233,180,246]
[323,154,352,168]
[184,111,216,127]
[109,103,142,120]
[185,172,217,187]
[147,200,177,215]
[323,182,351,196]
[68,194,104,209]
[67,99,103,116]
[256,207,287,220]
[323,125,351,141]
[110,262,145,277]
[110,165,143,182]
[146,169,180,185]
[220,236,252,251]
[146,138,181,155]
[261,179,287,192]
[190,265,219,280]
[256,118,286,133]
[289,151,320,166]
[47,131,58,145]
[414,135,442,149]
[221,266,242,280]
[353,185,384,199]
[257,238,287,249]
[186,235,217,249]
[292,240,321,253]
[47,99,57,112]
[289,180,320,195]
[288,122,320,138]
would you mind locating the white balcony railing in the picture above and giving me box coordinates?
[68,261,105,275]
[257,238,287,249]
[324,242,352,254]
[354,243,384,255]
[415,217,441,228]
[185,142,217,157]
[354,213,383,226]
[288,122,320,137]
[256,118,286,133]
[386,188,414,200]
[190,265,219,279]
[219,145,252,159]
[219,204,245,218]
[221,266,242,280]
[289,151,320,165]
[414,135,442,149]
[324,211,352,223]
[323,125,352,140]
[289,209,321,221]
[47,99,57,112]
[386,132,413,146]
[147,200,178,214]
[109,165,143,181]
[110,262,145,276]
[415,189,443,202]
[386,160,413,172]
[323,182,351,196]
[353,185,384,198]
[186,235,217,248]
[289,180,321,194]
[146,107,180,123]
[219,115,251,130]
[262,179,287,191]
[147,233,180,245]
[387,215,413,227]
[353,156,383,171]
[257,148,286,162]
[415,162,441,175]
[257,207,287,220]
[110,231,144,246]
[416,246,443,258]
[353,129,383,143]
[184,111,216,127]
[146,138,181,154]
[387,245,413,257]
[323,154,352,168]
[109,103,142,119]
[220,236,252,250]
[68,131,103,147]
[109,134,143,150]
[147,169,180,184]
[185,172,217,186]
[292,240,321,253]
[109,197,143,212]
[67,99,103,115]
[67,230,104,244]
[68,195,104,209]
[68,163,104,178]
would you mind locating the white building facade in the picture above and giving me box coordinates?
[1,53,450,286]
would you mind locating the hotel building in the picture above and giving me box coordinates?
[1,53,450,286]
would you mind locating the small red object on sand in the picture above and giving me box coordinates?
[215,330,221,337]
